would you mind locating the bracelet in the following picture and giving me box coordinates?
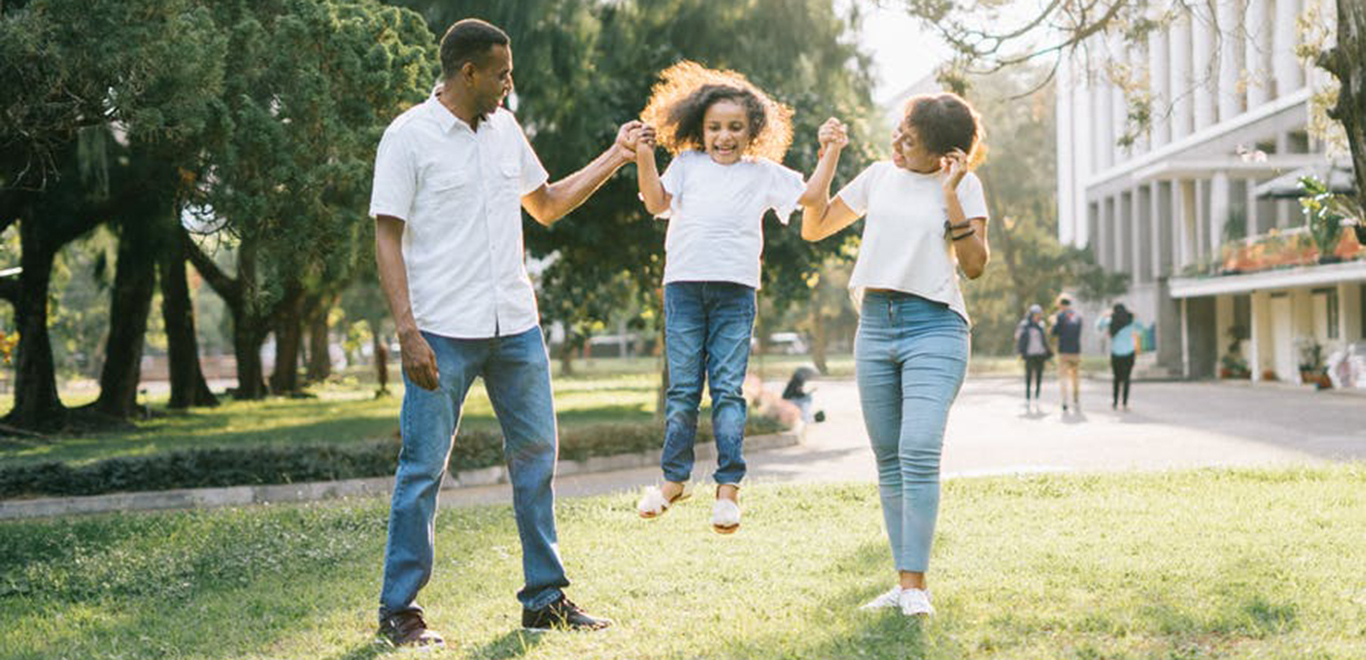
[951,228,976,241]
[944,219,972,233]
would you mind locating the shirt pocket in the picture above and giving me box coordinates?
[498,157,522,197]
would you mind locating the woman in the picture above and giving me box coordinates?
[798,92,989,617]
[1098,303,1141,410]
[1015,304,1051,409]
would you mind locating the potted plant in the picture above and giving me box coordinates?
[1219,325,1251,379]
[1296,336,1328,386]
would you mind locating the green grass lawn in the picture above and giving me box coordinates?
[2,466,1363,659]
[0,375,659,467]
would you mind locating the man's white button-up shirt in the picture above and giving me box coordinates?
[369,96,550,339]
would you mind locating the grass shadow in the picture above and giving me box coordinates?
[467,629,545,660]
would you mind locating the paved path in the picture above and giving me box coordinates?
[441,376,1366,506]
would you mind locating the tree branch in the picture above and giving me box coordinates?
[182,230,242,310]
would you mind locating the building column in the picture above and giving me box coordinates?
[1272,0,1303,97]
[1249,291,1269,381]
[1149,21,1171,147]
[1217,0,1245,121]
[1210,172,1231,261]
[1192,2,1217,131]
[1177,180,1198,269]
[1245,0,1272,108]
[1168,9,1194,141]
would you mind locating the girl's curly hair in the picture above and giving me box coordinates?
[903,93,989,169]
[640,60,793,162]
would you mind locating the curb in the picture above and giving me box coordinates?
[0,432,801,521]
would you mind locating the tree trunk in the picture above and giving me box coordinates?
[232,321,269,400]
[305,294,334,383]
[558,332,577,376]
[373,330,389,396]
[159,227,218,409]
[809,302,829,375]
[269,284,305,395]
[1324,0,1366,215]
[4,221,65,431]
[87,226,157,419]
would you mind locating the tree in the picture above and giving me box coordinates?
[185,0,435,399]
[0,0,222,430]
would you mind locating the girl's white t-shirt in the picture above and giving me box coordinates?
[835,161,989,324]
[657,150,805,288]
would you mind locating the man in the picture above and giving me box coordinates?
[1051,295,1084,413]
[369,18,640,647]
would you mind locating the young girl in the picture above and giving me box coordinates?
[632,61,807,534]
[799,94,990,616]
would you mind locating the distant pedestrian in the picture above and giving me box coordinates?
[1015,304,1050,409]
[1097,303,1141,410]
[1051,295,1083,412]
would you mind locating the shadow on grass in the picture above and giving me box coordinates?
[468,629,545,660]
[326,640,394,660]
[697,536,1304,660]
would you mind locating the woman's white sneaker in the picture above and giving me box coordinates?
[859,586,903,610]
[898,588,934,616]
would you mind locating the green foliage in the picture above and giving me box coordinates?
[1299,175,1347,256]
[0,415,783,498]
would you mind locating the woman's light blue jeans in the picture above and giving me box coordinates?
[379,327,568,618]
[855,291,969,573]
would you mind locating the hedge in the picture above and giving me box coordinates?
[0,416,785,499]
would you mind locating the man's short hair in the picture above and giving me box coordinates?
[440,19,510,80]
[1058,296,1072,306]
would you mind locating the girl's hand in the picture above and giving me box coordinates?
[817,117,848,153]
[941,148,968,192]
[615,120,645,160]
[635,124,657,157]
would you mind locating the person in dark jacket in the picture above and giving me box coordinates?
[1015,304,1051,408]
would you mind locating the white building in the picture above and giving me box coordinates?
[1055,0,1360,383]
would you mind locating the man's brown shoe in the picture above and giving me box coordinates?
[379,610,445,648]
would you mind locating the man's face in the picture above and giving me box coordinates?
[468,44,513,116]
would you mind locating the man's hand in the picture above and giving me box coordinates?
[614,120,645,163]
[399,329,440,391]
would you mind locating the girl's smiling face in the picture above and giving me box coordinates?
[891,119,941,173]
[702,99,751,165]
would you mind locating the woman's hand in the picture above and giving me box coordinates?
[941,148,968,192]
[817,117,848,157]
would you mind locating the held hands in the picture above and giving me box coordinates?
[940,148,968,192]
[614,120,646,163]
[635,123,658,158]
[817,117,848,157]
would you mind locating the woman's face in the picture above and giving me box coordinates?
[891,119,941,173]
[702,99,751,165]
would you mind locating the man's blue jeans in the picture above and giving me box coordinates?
[379,327,568,617]
[855,291,969,573]
[661,281,756,486]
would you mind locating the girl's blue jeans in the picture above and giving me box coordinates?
[661,281,756,486]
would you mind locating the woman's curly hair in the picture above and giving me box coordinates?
[903,92,989,169]
[639,60,793,162]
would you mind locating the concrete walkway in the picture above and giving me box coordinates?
[441,375,1366,507]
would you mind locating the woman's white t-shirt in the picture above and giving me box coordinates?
[835,161,989,324]
[657,150,806,288]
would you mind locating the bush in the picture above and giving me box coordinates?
[0,417,787,499]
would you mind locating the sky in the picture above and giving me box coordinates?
[847,1,951,103]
